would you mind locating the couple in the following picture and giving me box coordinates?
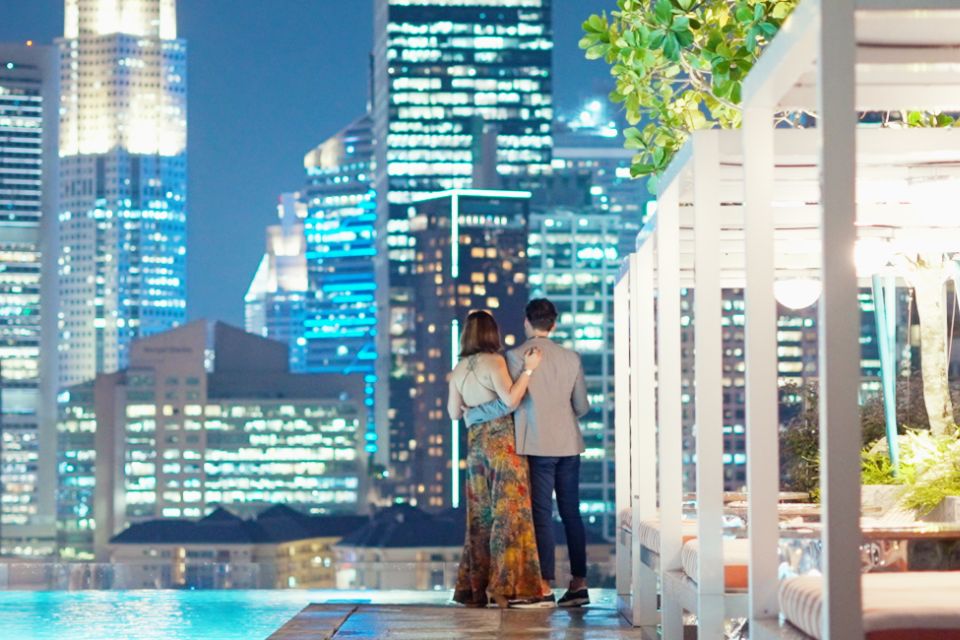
[448,298,591,609]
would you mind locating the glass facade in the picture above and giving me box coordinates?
[55,381,96,559]
[123,400,363,522]
[527,211,639,538]
[301,115,380,458]
[552,104,651,224]
[391,190,529,509]
[56,321,368,559]
[246,116,381,461]
[373,0,553,462]
[244,194,309,371]
[0,44,58,557]
[57,0,187,387]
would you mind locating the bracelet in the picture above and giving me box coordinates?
[523,368,534,377]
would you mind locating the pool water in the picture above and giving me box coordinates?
[0,589,453,640]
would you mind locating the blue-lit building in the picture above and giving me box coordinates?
[0,42,59,557]
[245,115,381,463]
[57,0,188,387]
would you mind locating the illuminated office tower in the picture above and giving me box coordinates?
[244,193,309,371]
[393,190,529,509]
[57,0,188,387]
[57,321,368,559]
[301,115,380,458]
[551,100,652,225]
[527,210,639,539]
[0,43,59,557]
[373,0,553,449]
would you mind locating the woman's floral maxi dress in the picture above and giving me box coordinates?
[453,411,543,605]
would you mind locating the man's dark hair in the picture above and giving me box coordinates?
[526,298,558,332]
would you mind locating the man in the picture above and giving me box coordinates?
[466,298,591,607]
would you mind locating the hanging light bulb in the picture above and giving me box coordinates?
[774,278,822,310]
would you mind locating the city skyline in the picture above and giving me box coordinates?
[0,0,616,327]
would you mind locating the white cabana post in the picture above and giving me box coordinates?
[656,176,685,640]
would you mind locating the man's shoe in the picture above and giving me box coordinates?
[557,588,590,608]
[508,593,557,609]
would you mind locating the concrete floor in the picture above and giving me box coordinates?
[268,603,650,639]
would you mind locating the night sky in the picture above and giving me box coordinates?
[0,0,616,326]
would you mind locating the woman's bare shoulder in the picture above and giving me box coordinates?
[475,352,506,370]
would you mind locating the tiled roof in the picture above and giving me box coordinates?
[110,505,368,546]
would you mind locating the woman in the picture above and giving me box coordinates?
[448,310,547,608]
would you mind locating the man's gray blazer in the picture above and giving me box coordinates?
[466,336,590,457]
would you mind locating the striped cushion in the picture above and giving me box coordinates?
[637,520,699,553]
[680,537,750,591]
[780,572,960,639]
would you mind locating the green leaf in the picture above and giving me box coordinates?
[730,82,742,104]
[586,44,610,60]
[585,14,608,34]
[772,2,793,20]
[759,21,779,36]
[649,29,667,50]
[754,3,765,21]
[735,6,753,23]
[654,0,674,24]
[663,33,680,60]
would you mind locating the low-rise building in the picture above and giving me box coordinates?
[108,505,367,589]
[57,320,369,560]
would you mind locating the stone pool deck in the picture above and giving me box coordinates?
[268,603,650,639]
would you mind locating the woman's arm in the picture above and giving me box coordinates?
[448,375,465,421]
[488,349,541,409]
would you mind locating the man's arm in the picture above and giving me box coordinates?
[464,397,513,427]
[572,355,590,418]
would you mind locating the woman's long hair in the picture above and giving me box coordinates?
[459,310,502,358]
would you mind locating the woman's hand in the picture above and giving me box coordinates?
[523,347,543,371]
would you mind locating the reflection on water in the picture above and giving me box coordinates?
[0,590,451,640]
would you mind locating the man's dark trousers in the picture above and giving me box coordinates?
[527,454,587,582]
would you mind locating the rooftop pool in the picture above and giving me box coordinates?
[0,589,455,640]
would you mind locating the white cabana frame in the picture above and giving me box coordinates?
[741,1,960,638]
[614,125,960,636]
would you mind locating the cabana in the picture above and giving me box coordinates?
[743,1,960,638]
[615,1,960,638]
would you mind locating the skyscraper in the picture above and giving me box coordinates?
[0,43,59,557]
[244,193,309,371]
[527,210,639,539]
[301,115,380,460]
[57,0,187,387]
[245,116,381,463]
[394,190,530,509]
[373,0,553,459]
